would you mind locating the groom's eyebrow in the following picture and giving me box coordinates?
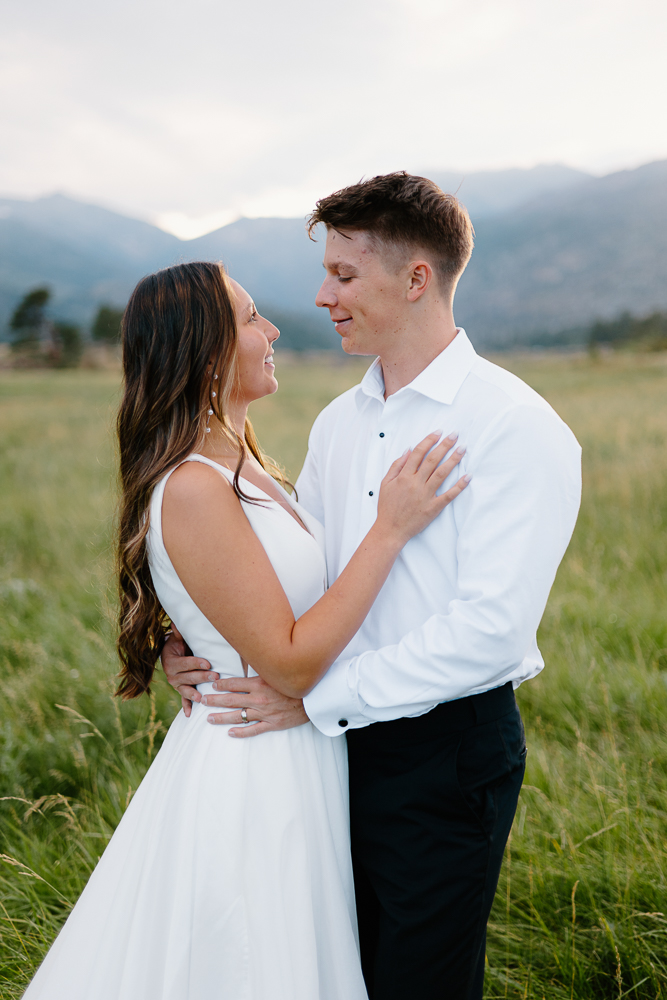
[324,261,360,275]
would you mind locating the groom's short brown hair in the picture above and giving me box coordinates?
[308,172,474,289]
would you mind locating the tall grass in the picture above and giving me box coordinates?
[0,354,666,997]
[484,353,667,998]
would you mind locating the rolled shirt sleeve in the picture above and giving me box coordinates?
[304,404,582,737]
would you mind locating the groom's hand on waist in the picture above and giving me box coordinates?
[202,676,308,738]
[161,626,218,717]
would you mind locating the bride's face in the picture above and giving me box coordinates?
[229,279,280,403]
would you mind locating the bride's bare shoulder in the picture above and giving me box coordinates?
[163,460,239,515]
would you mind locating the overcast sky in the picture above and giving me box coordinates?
[2,0,666,236]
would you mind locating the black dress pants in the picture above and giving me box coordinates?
[346,682,526,1000]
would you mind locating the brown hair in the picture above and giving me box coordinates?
[308,171,474,289]
[115,261,286,700]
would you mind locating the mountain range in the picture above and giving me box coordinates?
[1,160,665,349]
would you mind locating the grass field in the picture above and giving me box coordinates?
[1,352,666,998]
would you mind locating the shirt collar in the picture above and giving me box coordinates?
[356,329,477,407]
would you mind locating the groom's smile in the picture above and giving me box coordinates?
[332,315,352,333]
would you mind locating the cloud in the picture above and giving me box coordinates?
[1,0,666,231]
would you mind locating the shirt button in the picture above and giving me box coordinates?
[368,491,374,496]
[379,432,385,438]
[338,719,348,728]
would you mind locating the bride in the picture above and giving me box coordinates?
[24,261,467,1000]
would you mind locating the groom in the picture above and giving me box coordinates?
[162,172,582,998]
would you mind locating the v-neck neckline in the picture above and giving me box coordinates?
[189,455,313,538]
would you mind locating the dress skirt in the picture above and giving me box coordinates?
[24,703,367,1000]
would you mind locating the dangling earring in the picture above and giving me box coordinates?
[205,374,218,433]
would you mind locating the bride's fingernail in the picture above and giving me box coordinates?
[201,696,207,706]
[463,474,472,483]
[447,431,459,440]
[455,446,467,455]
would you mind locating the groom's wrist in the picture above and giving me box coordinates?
[303,656,368,737]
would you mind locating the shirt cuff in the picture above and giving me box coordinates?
[303,656,372,737]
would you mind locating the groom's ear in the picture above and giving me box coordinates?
[406,260,433,302]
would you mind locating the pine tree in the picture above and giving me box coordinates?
[10,287,51,352]
[54,322,83,368]
[91,305,123,344]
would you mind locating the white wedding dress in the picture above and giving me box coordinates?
[25,455,368,1000]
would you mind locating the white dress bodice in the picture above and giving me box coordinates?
[147,454,328,694]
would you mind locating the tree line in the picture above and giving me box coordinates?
[587,310,667,350]
[8,287,123,368]
[512,310,667,352]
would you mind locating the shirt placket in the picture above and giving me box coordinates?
[358,395,403,543]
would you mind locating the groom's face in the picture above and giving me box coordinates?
[315,229,407,356]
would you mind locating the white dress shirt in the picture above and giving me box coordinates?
[298,330,582,738]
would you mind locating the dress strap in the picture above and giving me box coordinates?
[180,455,312,536]
[182,453,235,481]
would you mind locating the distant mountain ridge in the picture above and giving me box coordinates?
[426,164,590,218]
[455,159,667,344]
[0,196,338,348]
[1,161,665,349]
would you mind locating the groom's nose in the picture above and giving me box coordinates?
[315,277,337,309]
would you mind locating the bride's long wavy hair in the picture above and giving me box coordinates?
[116,261,286,700]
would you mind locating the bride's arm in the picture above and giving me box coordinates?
[162,433,467,699]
